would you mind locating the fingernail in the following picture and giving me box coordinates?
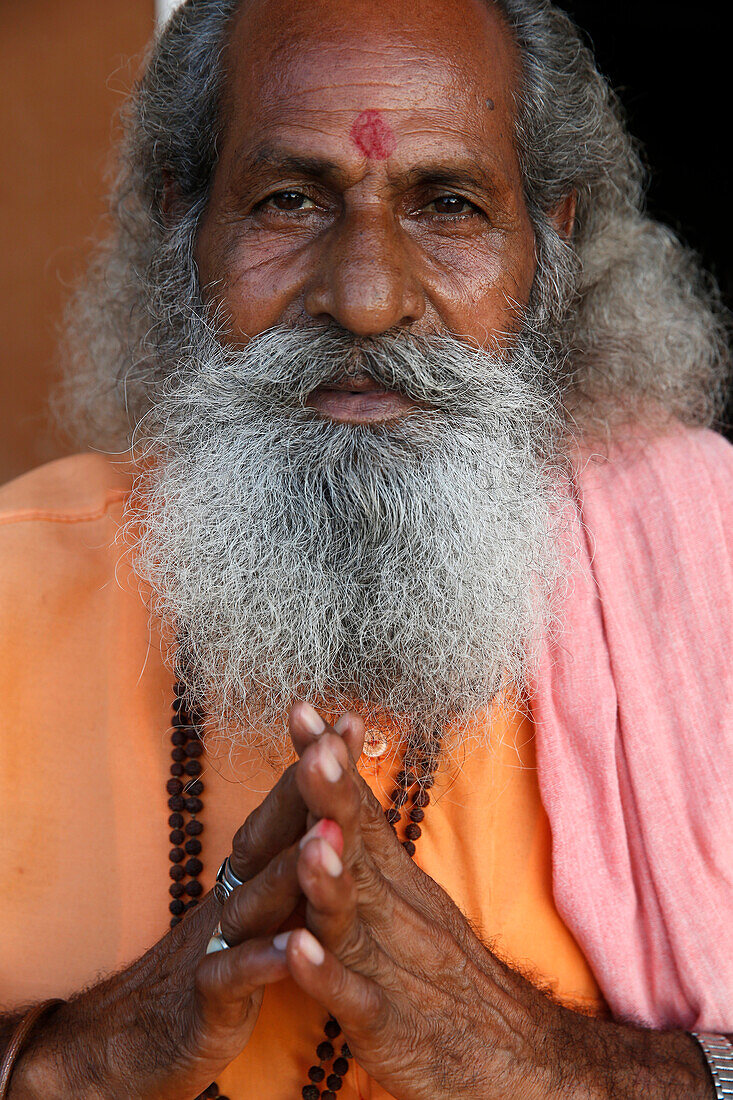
[299,819,326,849]
[297,929,325,966]
[300,703,326,737]
[318,745,342,783]
[334,714,349,734]
[273,931,292,952]
[318,841,343,878]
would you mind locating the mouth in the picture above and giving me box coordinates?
[305,375,418,424]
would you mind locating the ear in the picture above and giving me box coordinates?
[548,190,577,241]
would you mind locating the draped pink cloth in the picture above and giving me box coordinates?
[533,426,733,1029]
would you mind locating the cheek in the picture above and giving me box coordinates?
[417,226,537,344]
[195,219,313,336]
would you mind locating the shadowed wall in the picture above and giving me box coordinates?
[0,0,153,484]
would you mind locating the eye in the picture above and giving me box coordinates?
[262,190,316,212]
[425,194,479,216]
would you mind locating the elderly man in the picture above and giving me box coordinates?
[1,0,732,1096]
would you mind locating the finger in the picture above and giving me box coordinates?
[296,733,365,865]
[284,929,386,1044]
[221,844,301,946]
[230,763,307,882]
[289,702,365,762]
[196,936,290,1018]
[297,837,381,974]
[333,711,366,762]
[298,834,444,982]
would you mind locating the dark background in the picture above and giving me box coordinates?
[563,1,733,437]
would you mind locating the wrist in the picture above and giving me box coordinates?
[565,1015,714,1100]
[9,1000,112,1100]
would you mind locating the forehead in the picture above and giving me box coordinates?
[220,0,520,168]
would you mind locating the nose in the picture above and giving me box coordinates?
[303,207,426,336]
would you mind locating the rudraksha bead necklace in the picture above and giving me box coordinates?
[166,682,439,1100]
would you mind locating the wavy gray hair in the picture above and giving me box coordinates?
[60,0,730,446]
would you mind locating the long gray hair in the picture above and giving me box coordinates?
[60,0,730,447]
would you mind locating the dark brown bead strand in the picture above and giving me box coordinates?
[167,681,229,1100]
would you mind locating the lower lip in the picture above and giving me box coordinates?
[306,387,417,424]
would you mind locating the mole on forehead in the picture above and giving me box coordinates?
[350,109,397,160]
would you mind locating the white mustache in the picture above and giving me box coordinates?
[152,323,560,429]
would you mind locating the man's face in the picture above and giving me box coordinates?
[195,0,538,424]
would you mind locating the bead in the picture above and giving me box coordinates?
[333,1057,349,1076]
[185,797,203,814]
[184,857,203,877]
[168,795,185,811]
[395,770,416,787]
[409,807,425,823]
[169,865,185,881]
[185,839,202,855]
[404,823,422,841]
[402,840,416,856]
[307,1065,325,1082]
[169,829,185,845]
[324,1018,341,1039]
[302,1088,319,1100]
[316,1040,334,1060]
[169,847,185,863]
[385,808,401,825]
[326,1074,343,1091]
[184,759,202,777]
[185,898,199,910]
[185,879,203,897]
[423,775,435,789]
[169,882,185,898]
[186,740,204,757]
[170,916,181,928]
[168,812,184,828]
[171,729,186,747]
[171,747,186,763]
[166,779,183,796]
[341,1042,352,1059]
[185,820,203,836]
[187,780,204,796]
[203,1085,219,1098]
[170,763,184,777]
[169,899,185,916]
[390,788,408,807]
[322,1093,336,1100]
[413,789,430,807]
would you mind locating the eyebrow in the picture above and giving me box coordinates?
[235,143,504,200]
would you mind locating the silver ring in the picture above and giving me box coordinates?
[205,921,231,954]
[214,856,244,904]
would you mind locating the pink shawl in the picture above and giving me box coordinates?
[533,426,733,1030]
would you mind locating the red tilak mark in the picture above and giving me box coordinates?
[350,109,397,160]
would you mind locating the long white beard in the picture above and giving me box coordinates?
[128,324,567,757]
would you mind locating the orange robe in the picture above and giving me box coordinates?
[0,454,603,1098]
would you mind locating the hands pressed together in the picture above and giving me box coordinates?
[13,704,712,1100]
